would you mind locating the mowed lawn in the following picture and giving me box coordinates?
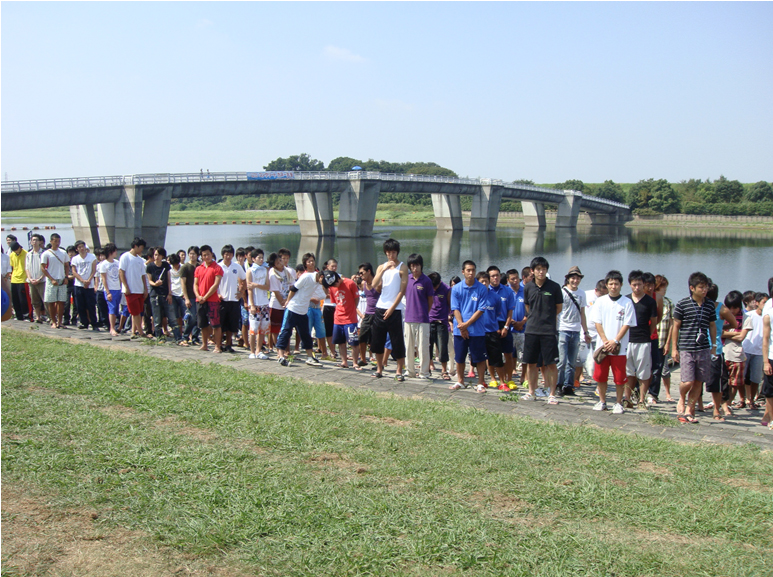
[2,330,771,576]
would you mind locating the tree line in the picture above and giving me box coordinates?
[170,154,772,216]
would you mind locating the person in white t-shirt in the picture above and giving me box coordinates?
[557,266,591,396]
[217,245,246,353]
[247,248,271,359]
[118,237,150,338]
[589,270,637,414]
[40,233,71,328]
[580,279,608,386]
[275,263,324,367]
[70,240,99,330]
[98,243,122,336]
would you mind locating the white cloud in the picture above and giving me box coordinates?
[323,45,366,64]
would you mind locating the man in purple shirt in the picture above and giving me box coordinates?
[403,253,434,379]
[357,262,381,365]
[428,272,451,380]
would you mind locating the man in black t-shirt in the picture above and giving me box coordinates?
[147,247,181,342]
[625,270,658,409]
[521,256,563,404]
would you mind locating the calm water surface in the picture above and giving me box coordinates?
[7,221,773,295]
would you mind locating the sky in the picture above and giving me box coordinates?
[2,2,772,184]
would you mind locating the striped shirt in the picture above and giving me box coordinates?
[673,296,715,352]
[657,296,673,349]
[25,248,45,282]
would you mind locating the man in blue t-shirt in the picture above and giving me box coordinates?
[507,269,528,386]
[450,260,489,393]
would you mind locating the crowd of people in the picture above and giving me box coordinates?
[3,231,772,428]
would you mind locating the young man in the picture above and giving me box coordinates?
[488,266,516,390]
[168,253,186,338]
[590,270,637,414]
[477,271,508,390]
[369,239,409,381]
[217,244,247,353]
[268,251,295,351]
[403,253,434,379]
[323,269,364,368]
[557,266,591,397]
[247,248,271,360]
[193,245,224,353]
[98,243,122,336]
[118,238,150,338]
[40,233,71,329]
[582,279,608,389]
[507,269,528,387]
[8,241,30,321]
[304,255,330,359]
[25,233,47,323]
[357,262,381,366]
[625,270,658,409]
[449,260,489,393]
[428,271,451,381]
[71,241,99,330]
[147,247,182,343]
[275,257,324,368]
[671,272,717,424]
[521,257,563,404]
[180,246,201,345]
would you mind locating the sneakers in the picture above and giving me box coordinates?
[249,353,257,359]
[278,357,289,367]
[593,401,607,411]
[535,387,549,398]
[547,395,559,405]
[257,352,269,360]
[417,375,430,380]
[612,403,625,414]
[306,357,323,367]
[521,392,536,401]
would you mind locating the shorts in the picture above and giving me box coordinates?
[512,332,525,363]
[706,353,727,394]
[125,293,145,316]
[107,290,123,316]
[359,313,375,345]
[249,304,270,335]
[593,354,627,386]
[308,307,326,339]
[44,280,68,303]
[270,307,285,334]
[240,303,249,327]
[454,335,487,365]
[661,351,672,378]
[29,282,46,308]
[219,300,241,333]
[497,322,514,355]
[679,349,711,384]
[197,300,221,329]
[523,333,559,366]
[726,360,745,389]
[485,331,504,367]
[762,370,773,399]
[333,323,360,346]
[744,354,763,385]
[323,305,335,336]
[626,342,652,380]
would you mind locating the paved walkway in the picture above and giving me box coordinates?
[5,319,772,449]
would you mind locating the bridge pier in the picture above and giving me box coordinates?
[294,192,335,236]
[141,187,172,248]
[431,194,463,231]
[469,185,503,231]
[522,201,546,228]
[589,212,623,226]
[70,204,101,249]
[555,192,581,228]
[338,180,380,238]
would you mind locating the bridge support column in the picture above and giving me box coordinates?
[294,192,335,236]
[70,204,101,249]
[469,185,502,231]
[338,180,380,237]
[588,212,618,226]
[522,201,546,228]
[431,194,462,231]
[141,187,172,248]
[555,194,581,228]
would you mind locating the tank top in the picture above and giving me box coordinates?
[376,262,404,311]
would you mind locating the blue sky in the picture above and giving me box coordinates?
[2,2,771,183]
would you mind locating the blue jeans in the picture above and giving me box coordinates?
[183,302,200,342]
[557,330,580,388]
[150,294,180,340]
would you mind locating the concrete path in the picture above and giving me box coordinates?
[5,319,772,450]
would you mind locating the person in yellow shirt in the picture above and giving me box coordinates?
[8,241,31,321]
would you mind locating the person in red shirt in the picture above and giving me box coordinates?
[324,270,366,369]
[193,245,224,353]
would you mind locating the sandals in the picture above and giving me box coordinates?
[449,382,464,391]
[395,374,405,382]
[441,372,451,381]
[731,401,746,409]
[678,415,699,424]
[371,372,383,379]
[475,384,486,393]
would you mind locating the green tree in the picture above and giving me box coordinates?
[512,179,535,185]
[263,153,325,172]
[555,179,584,192]
[627,179,655,210]
[713,175,744,203]
[744,181,773,202]
[326,157,362,172]
[402,162,457,177]
[697,179,720,204]
[594,180,625,203]
[649,179,680,213]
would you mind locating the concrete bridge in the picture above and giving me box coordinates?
[1,171,631,249]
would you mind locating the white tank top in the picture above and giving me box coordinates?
[376,262,404,310]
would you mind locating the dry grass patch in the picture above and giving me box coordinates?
[360,414,413,427]
[637,461,672,476]
[718,476,773,494]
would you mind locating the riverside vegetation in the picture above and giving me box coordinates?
[2,330,772,576]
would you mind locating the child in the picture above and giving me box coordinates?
[723,291,752,408]
[428,272,451,381]
[247,248,271,359]
[323,270,364,369]
[741,292,765,409]
[477,271,509,391]
[98,243,122,336]
[403,253,434,379]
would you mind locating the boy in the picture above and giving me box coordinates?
[168,253,186,337]
[119,237,150,338]
[522,257,562,403]
[477,271,509,391]
[147,247,182,343]
[71,241,98,330]
[180,246,201,345]
[403,253,434,379]
[217,244,247,353]
[723,290,752,408]
[625,270,658,409]
[742,292,765,408]
[671,272,717,424]
[488,266,516,390]
[358,262,381,366]
[247,248,271,359]
[507,269,528,387]
[449,260,489,393]
[93,248,109,328]
[323,269,364,368]
[40,233,70,328]
[8,241,30,321]
[193,245,224,353]
[275,257,324,368]
[428,271,451,381]
[557,266,591,397]
[590,270,637,413]
[98,243,122,336]
[25,233,47,323]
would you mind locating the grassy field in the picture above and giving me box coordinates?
[2,330,772,576]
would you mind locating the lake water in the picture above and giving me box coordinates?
[5,220,773,295]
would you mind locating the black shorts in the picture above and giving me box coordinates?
[197,301,221,329]
[762,371,773,399]
[219,300,241,333]
[323,305,335,336]
[705,353,728,394]
[523,333,559,366]
[485,331,504,367]
[359,313,375,345]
